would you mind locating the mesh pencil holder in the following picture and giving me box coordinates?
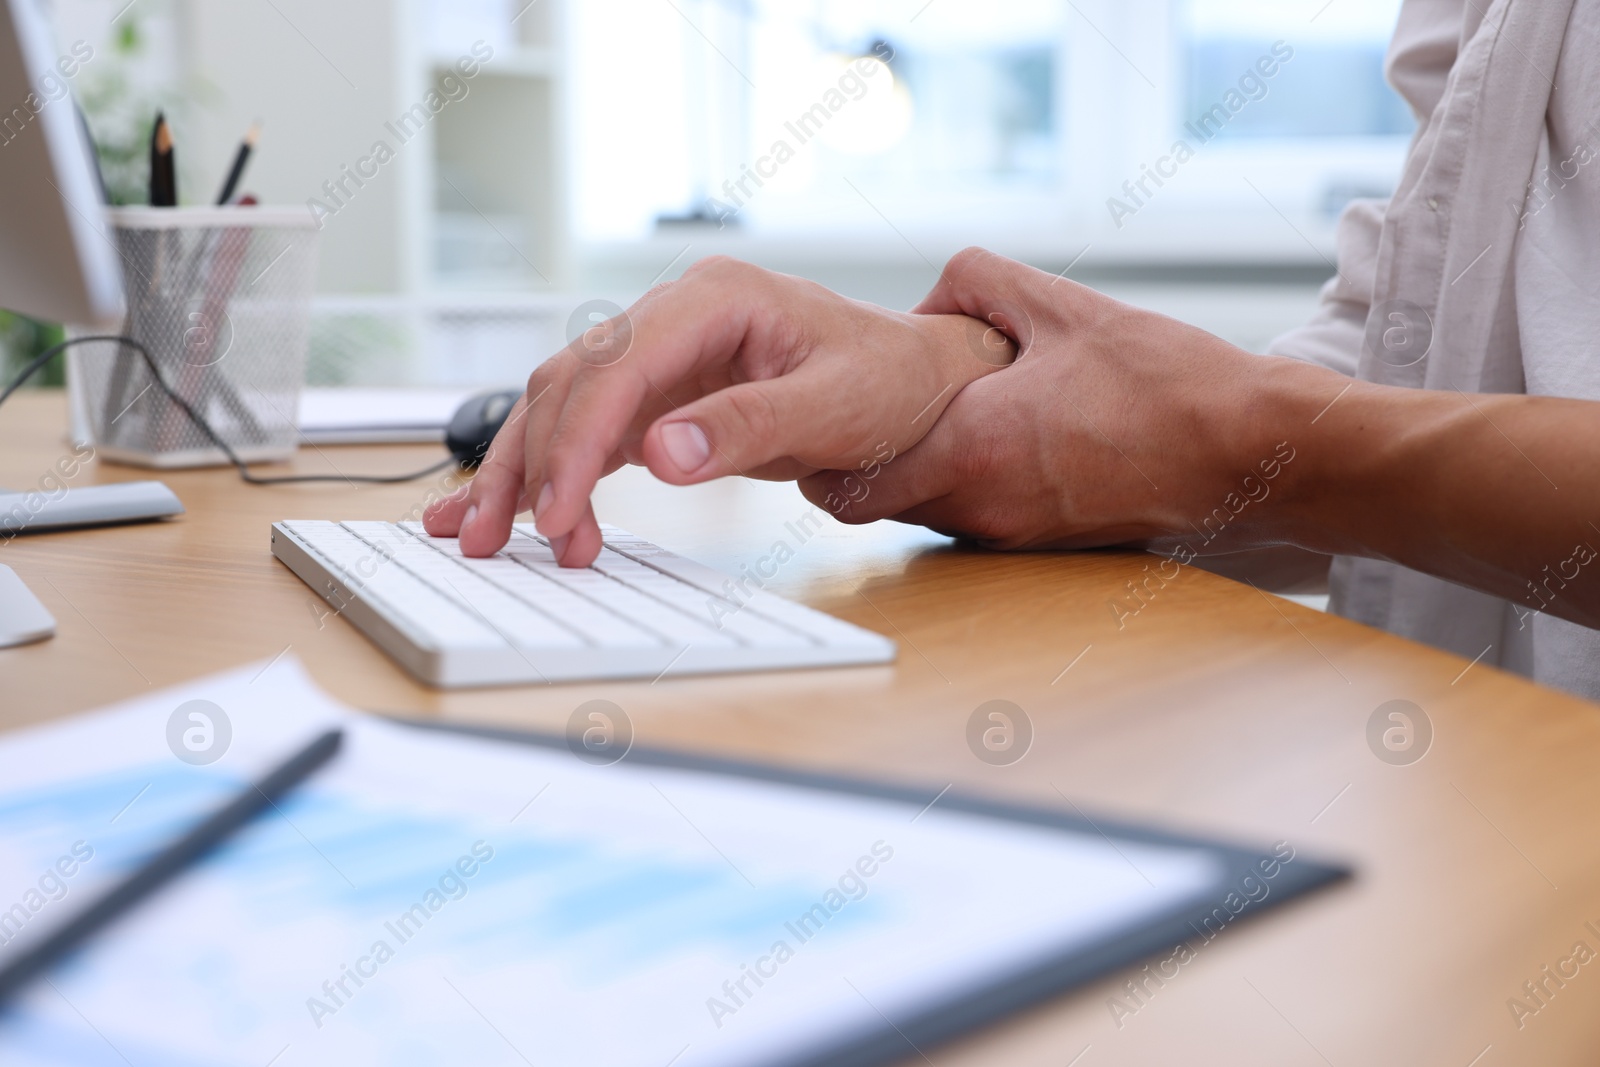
[67,207,320,468]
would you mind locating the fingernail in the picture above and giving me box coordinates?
[460,504,478,537]
[661,421,711,474]
[551,532,570,561]
[535,483,554,522]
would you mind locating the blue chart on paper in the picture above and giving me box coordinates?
[0,662,1229,1067]
[0,758,863,1067]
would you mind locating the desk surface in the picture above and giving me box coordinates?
[4,390,1597,1065]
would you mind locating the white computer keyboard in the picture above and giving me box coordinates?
[271,520,896,687]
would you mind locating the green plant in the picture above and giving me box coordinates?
[76,17,157,206]
[0,312,66,389]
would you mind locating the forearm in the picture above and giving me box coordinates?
[1248,358,1600,628]
[826,248,1599,634]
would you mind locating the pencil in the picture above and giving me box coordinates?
[0,728,344,1005]
[149,111,176,207]
[215,121,260,206]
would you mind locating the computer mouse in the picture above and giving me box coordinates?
[446,388,524,469]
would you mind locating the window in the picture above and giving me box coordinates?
[569,0,1068,241]
[570,0,1409,257]
[1159,0,1411,229]
[1180,0,1411,140]
[743,2,1064,188]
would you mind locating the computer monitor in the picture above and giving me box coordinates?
[0,0,123,327]
[0,0,136,648]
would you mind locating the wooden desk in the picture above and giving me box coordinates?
[4,390,1597,1065]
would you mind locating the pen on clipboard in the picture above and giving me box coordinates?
[0,728,344,1006]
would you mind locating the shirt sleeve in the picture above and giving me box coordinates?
[1264,197,1386,376]
[1264,0,1465,375]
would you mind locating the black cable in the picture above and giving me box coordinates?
[0,334,462,485]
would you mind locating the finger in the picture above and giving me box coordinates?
[423,392,529,542]
[518,357,579,523]
[639,376,828,485]
[798,420,963,526]
[913,246,1071,357]
[535,260,764,539]
[913,246,1056,316]
[638,311,986,485]
[872,497,983,540]
[552,499,604,568]
[423,481,529,535]
[422,484,472,536]
[422,367,571,550]
[457,395,534,557]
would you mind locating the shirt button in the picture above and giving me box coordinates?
[1428,196,1439,211]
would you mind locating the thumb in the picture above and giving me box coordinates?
[641,377,831,484]
[913,247,1075,362]
[798,418,963,525]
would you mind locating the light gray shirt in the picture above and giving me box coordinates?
[1268,0,1600,697]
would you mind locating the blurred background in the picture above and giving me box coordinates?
[10,0,1410,391]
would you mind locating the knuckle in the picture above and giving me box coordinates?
[718,386,782,445]
[541,421,584,473]
[683,254,744,281]
[639,278,676,304]
[814,476,863,521]
[946,246,997,279]
[479,426,520,469]
[683,255,783,296]
[526,355,566,396]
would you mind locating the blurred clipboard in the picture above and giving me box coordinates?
[402,717,1353,1067]
[0,660,1349,1067]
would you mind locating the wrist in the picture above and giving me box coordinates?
[930,310,1015,385]
[1167,354,1354,551]
[909,309,1014,421]
[1226,356,1452,559]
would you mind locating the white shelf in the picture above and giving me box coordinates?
[179,0,570,298]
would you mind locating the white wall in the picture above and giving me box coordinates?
[177,0,415,293]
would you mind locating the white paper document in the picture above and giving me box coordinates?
[0,659,1225,1067]
[296,387,478,444]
